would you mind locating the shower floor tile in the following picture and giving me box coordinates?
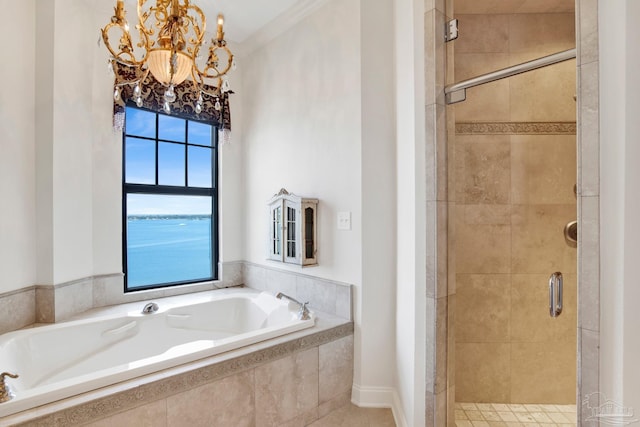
[455,403,577,427]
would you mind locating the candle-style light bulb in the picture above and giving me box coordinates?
[216,14,225,41]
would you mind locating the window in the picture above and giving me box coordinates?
[123,106,218,291]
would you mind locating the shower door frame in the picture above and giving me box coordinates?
[426,0,601,425]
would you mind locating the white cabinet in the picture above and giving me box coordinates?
[268,189,318,266]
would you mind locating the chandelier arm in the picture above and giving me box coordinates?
[102,23,147,67]
[191,70,221,98]
[185,3,207,45]
[192,44,234,80]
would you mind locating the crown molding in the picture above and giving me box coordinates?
[236,0,331,57]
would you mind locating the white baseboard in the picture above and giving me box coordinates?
[351,384,408,427]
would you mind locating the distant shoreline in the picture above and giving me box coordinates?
[127,215,211,221]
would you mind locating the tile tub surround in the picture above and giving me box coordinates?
[242,262,353,320]
[1,309,354,426]
[0,263,351,335]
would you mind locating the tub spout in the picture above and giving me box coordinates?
[0,372,18,403]
[142,302,159,314]
[275,293,311,321]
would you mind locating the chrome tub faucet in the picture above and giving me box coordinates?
[142,302,159,314]
[275,292,311,321]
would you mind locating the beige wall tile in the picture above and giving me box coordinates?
[447,294,456,387]
[510,274,577,342]
[453,54,510,122]
[509,57,577,122]
[511,341,577,404]
[511,135,577,205]
[447,107,457,203]
[578,328,599,424]
[459,204,511,225]
[425,10,447,106]
[426,201,449,298]
[455,0,525,15]
[436,103,448,201]
[578,61,599,197]
[436,296,448,394]
[518,0,575,13]
[166,370,255,427]
[578,196,599,332]
[455,82,511,122]
[454,53,511,81]
[86,400,167,427]
[456,217,511,274]
[455,135,511,204]
[578,0,599,65]
[427,104,437,202]
[456,343,511,403]
[511,204,577,274]
[255,348,319,427]
[447,201,457,295]
[456,225,511,273]
[456,274,510,343]
[455,0,574,14]
[426,297,437,391]
[455,15,510,53]
[508,14,575,54]
[319,335,353,404]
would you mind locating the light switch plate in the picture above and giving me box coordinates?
[337,212,351,230]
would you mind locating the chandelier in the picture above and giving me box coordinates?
[101,0,235,115]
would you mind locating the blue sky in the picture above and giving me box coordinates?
[125,107,214,215]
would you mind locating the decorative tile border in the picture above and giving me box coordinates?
[6,322,353,426]
[0,262,246,331]
[456,121,577,135]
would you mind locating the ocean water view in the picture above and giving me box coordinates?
[126,215,213,288]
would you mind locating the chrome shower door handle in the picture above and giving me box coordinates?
[549,272,563,318]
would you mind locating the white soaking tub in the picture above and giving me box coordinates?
[0,288,315,417]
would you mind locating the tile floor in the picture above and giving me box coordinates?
[455,403,577,427]
[307,403,396,427]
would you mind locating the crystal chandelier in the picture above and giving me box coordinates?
[101,0,235,114]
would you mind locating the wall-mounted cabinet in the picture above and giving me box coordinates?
[268,189,318,266]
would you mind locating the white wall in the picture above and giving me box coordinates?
[599,0,640,417]
[219,69,246,263]
[1,0,244,294]
[0,0,37,294]
[51,0,95,284]
[33,0,96,286]
[394,0,427,424]
[241,0,362,285]
[240,0,397,401]
[91,2,124,277]
[359,0,398,403]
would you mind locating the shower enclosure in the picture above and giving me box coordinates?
[446,2,578,425]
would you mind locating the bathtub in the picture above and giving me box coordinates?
[0,288,314,418]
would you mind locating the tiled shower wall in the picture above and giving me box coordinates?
[453,12,577,404]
